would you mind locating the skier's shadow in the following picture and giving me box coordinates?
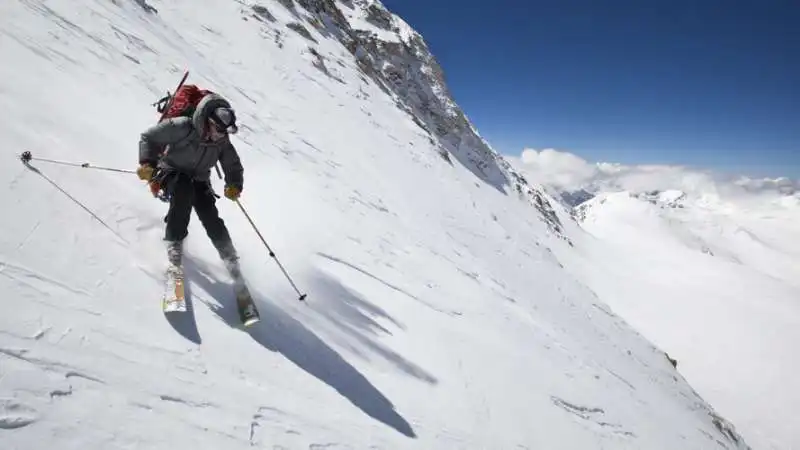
[185,261,416,439]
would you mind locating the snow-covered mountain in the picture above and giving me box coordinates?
[1,0,751,448]
[511,149,800,449]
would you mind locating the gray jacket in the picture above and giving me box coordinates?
[139,94,243,188]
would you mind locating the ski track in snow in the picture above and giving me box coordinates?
[0,399,39,430]
[0,258,93,298]
[0,0,765,448]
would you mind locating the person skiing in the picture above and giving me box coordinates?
[136,93,243,275]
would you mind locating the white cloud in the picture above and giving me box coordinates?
[510,148,799,207]
[519,148,600,188]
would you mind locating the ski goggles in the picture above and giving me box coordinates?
[209,110,239,135]
[210,120,238,135]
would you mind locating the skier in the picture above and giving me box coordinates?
[136,93,244,276]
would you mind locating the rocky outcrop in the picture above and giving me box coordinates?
[263,0,506,189]
[264,0,571,242]
[558,189,596,208]
[347,2,509,191]
[501,159,573,244]
[250,4,276,22]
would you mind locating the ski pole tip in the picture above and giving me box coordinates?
[20,151,32,163]
[299,293,308,301]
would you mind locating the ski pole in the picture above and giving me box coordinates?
[19,151,135,174]
[235,199,308,301]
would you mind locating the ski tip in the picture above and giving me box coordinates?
[163,305,187,313]
[243,317,260,328]
[162,297,187,313]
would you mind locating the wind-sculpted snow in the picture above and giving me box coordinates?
[0,0,750,448]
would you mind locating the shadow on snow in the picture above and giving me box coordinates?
[185,259,417,438]
[304,261,439,385]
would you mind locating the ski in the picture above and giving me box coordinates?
[235,283,260,327]
[162,264,187,313]
[227,263,260,327]
[159,255,258,326]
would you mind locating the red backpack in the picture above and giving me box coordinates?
[154,84,214,122]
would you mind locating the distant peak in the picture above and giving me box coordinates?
[636,189,687,208]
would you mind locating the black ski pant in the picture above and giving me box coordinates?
[163,173,231,246]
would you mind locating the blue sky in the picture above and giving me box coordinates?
[380,0,800,178]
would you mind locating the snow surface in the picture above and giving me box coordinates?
[341,0,418,45]
[341,0,401,43]
[1,0,749,448]
[550,188,800,450]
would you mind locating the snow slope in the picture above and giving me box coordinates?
[1,0,748,448]
[553,188,800,450]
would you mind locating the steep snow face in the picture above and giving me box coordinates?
[338,0,510,190]
[1,0,749,448]
[556,189,800,450]
[284,0,573,242]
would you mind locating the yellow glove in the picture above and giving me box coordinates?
[137,164,154,181]
[224,185,241,201]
